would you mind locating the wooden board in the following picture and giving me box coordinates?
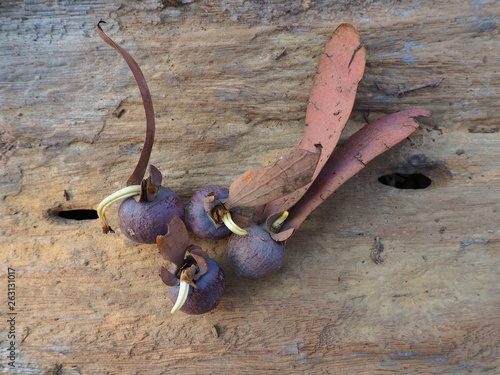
[1,0,499,373]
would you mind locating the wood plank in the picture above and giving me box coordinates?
[1,0,499,373]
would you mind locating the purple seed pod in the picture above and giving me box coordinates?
[166,258,225,314]
[227,223,284,279]
[119,185,184,244]
[158,216,225,314]
[186,185,232,240]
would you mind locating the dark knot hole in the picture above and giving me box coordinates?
[56,209,98,220]
[378,173,432,189]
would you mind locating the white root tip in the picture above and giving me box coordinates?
[222,212,248,236]
[96,185,142,232]
[170,281,190,314]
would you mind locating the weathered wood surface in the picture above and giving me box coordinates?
[1,0,499,374]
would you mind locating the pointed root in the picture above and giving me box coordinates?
[170,280,190,314]
[97,185,142,233]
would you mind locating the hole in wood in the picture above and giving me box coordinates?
[56,209,99,220]
[378,173,431,189]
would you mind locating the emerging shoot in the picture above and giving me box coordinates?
[222,212,248,236]
[97,185,141,233]
[270,211,289,232]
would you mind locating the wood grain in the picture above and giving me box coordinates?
[1,0,499,373]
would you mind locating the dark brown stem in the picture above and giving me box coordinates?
[281,108,431,237]
[97,21,155,186]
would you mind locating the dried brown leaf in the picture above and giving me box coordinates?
[226,148,320,209]
[156,215,189,268]
[255,23,366,222]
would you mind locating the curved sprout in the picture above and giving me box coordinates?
[222,212,248,236]
[97,185,141,233]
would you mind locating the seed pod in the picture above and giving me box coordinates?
[166,258,225,315]
[227,223,284,279]
[158,216,225,314]
[119,185,184,244]
[185,185,232,240]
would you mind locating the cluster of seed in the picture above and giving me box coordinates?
[94,22,430,315]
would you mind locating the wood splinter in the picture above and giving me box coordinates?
[397,78,444,97]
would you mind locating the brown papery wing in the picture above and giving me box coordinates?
[279,109,431,240]
[225,148,320,209]
[254,23,366,222]
[156,216,189,268]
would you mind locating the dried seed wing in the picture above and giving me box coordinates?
[270,228,294,242]
[202,192,217,213]
[255,23,366,222]
[159,266,180,287]
[282,109,431,235]
[149,165,163,187]
[156,216,189,268]
[225,148,320,209]
[143,165,162,201]
[301,23,366,158]
[189,246,210,280]
[188,245,210,260]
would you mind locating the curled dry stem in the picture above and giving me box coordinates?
[97,21,155,186]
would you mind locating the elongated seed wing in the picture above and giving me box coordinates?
[279,108,431,239]
[225,148,320,209]
[156,216,189,268]
[254,23,366,222]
